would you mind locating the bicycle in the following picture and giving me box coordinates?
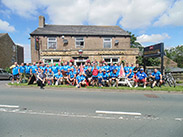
[163,72,176,87]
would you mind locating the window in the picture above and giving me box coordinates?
[103,38,112,48]
[44,59,51,64]
[53,59,60,63]
[75,37,84,48]
[13,45,16,52]
[104,58,119,64]
[44,59,60,64]
[47,37,57,49]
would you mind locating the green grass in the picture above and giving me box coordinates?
[8,82,183,92]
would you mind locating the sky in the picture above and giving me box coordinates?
[0,0,183,63]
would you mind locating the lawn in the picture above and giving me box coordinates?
[8,83,183,92]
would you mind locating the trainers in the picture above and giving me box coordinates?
[11,82,14,84]
[134,85,138,88]
[144,85,146,88]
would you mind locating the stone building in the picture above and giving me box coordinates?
[0,33,24,68]
[30,16,139,65]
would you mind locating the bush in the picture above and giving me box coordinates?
[5,67,11,73]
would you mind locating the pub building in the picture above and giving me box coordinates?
[30,16,139,65]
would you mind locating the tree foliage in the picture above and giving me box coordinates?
[165,45,183,68]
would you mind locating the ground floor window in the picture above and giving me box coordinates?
[104,57,119,64]
[44,58,60,64]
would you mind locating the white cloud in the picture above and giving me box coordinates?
[137,33,170,43]
[2,0,180,29]
[154,0,183,26]
[0,19,15,32]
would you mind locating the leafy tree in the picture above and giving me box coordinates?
[165,45,183,68]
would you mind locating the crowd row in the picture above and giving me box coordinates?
[11,61,163,89]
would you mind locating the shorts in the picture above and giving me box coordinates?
[134,79,146,83]
[92,77,98,81]
[25,73,31,79]
[13,74,19,80]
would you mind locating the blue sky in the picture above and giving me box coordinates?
[0,0,183,63]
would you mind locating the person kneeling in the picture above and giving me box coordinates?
[102,70,109,86]
[54,71,63,85]
[109,69,119,88]
[134,68,147,88]
[76,72,86,88]
[150,69,163,88]
[37,69,46,89]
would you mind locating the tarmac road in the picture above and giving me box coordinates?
[0,81,183,137]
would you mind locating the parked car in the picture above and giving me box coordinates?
[0,68,12,80]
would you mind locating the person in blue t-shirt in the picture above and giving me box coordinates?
[52,63,58,74]
[126,69,134,81]
[12,62,20,84]
[25,63,32,80]
[109,63,115,73]
[150,69,163,88]
[76,72,86,88]
[124,63,130,75]
[46,69,54,85]
[97,70,103,87]
[68,68,76,85]
[54,71,63,85]
[31,62,38,75]
[134,68,147,88]
[130,63,135,71]
[19,63,25,82]
[40,63,46,74]
[102,70,109,86]
[109,69,119,87]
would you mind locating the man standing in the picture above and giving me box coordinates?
[11,62,20,84]
[19,63,25,83]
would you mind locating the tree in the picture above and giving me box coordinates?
[165,45,183,68]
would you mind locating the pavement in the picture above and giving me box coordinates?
[0,80,183,137]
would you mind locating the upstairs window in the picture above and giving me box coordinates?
[103,38,112,48]
[47,37,57,49]
[75,37,84,48]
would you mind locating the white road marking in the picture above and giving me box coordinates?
[175,118,183,121]
[0,105,19,108]
[96,110,142,116]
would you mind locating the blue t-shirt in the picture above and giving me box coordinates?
[31,65,38,74]
[151,71,161,80]
[63,65,69,72]
[12,66,19,75]
[126,71,134,79]
[69,71,76,79]
[130,66,135,71]
[97,72,103,79]
[25,65,31,74]
[52,66,58,74]
[55,73,63,79]
[110,65,115,72]
[102,73,109,80]
[40,66,46,74]
[110,72,118,78]
[136,71,147,80]
[19,66,25,73]
[76,75,85,83]
[124,66,130,74]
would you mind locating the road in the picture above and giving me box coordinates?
[0,81,183,137]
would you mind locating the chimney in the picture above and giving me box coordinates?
[39,16,45,28]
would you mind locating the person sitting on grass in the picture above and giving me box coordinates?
[37,68,46,89]
[150,69,163,88]
[98,69,103,87]
[126,69,134,81]
[46,68,54,85]
[92,65,99,87]
[76,72,86,88]
[54,71,63,85]
[102,70,109,86]
[109,69,119,88]
[68,68,76,86]
[134,68,147,88]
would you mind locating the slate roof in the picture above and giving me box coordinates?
[30,25,130,37]
[0,33,7,38]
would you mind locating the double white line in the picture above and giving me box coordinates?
[96,110,142,116]
[0,105,19,108]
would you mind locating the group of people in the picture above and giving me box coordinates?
[11,61,163,89]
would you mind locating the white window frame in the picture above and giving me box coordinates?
[104,57,119,64]
[103,38,112,48]
[44,58,60,64]
[75,37,85,48]
[47,37,57,49]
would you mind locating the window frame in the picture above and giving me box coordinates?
[103,37,112,49]
[104,57,119,64]
[75,37,85,48]
[47,37,57,50]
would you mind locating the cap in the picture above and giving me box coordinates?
[140,68,144,71]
